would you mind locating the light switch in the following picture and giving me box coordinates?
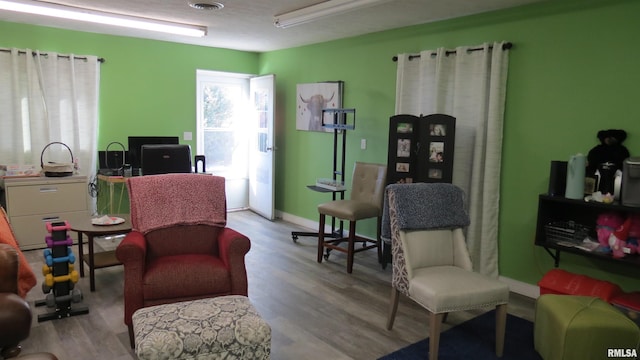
[360,138,367,150]
[183,132,192,141]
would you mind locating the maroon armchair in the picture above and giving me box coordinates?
[115,174,251,347]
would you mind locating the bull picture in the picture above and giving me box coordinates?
[296,82,342,132]
[300,93,334,131]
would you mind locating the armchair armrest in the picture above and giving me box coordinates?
[217,227,251,296]
[115,231,147,326]
[0,244,19,294]
[0,292,32,354]
[116,231,147,264]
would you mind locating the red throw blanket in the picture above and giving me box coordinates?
[0,207,37,298]
[127,174,227,234]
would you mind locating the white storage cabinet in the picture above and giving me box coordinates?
[4,176,88,250]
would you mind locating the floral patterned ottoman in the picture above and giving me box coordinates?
[132,295,271,360]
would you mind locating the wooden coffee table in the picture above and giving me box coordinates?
[67,214,131,292]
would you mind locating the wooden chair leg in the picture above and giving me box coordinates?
[376,216,382,263]
[346,221,356,273]
[495,303,508,357]
[386,287,400,330]
[317,213,326,263]
[429,312,445,360]
[381,241,391,269]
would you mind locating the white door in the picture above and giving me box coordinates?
[196,71,250,210]
[248,74,275,220]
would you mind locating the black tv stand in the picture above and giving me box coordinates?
[291,109,354,243]
[291,186,346,242]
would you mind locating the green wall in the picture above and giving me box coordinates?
[2,0,639,291]
[262,0,640,290]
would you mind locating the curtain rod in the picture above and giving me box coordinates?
[0,48,105,63]
[392,42,512,62]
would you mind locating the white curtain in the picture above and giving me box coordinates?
[0,48,100,180]
[395,42,510,276]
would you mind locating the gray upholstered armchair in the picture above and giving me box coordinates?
[383,183,509,360]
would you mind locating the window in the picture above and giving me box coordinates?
[196,70,251,178]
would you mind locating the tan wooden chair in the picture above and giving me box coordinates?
[317,162,387,273]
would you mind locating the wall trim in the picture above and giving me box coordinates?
[278,210,356,238]
[500,276,540,299]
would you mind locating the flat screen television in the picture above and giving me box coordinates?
[128,136,179,170]
[141,144,192,175]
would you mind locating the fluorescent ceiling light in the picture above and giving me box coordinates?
[274,0,390,29]
[0,0,207,37]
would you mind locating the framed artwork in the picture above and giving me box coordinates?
[386,114,456,185]
[422,115,456,183]
[397,122,413,133]
[429,123,446,136]
[428,169,443,179]
[428,141,444,163]
[396,162,410,172]
[296,81,343,132]
[397,139,411,157]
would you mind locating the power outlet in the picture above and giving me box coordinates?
[360,138,367,150]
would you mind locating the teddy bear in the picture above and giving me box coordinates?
[586,129,630,176]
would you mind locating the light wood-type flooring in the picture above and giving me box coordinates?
[19,210,535,359]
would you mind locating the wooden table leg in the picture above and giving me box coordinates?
[88,233,95,292]
[77,231,85,277]
[109,181,115,214]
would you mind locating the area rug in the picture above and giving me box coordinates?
[379,310,542,360]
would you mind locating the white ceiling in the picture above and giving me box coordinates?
[0,0,547,52]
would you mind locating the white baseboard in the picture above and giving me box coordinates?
[279,210,540,299]
[500,276,540,299]
[278,210,318,231]
[279,210,357,238]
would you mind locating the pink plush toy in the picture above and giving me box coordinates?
[625,214,640,255]
[596,212,624,249]
[609,217,632,259]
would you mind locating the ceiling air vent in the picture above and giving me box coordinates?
[188,2,224,10]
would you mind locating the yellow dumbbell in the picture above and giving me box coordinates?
[44,273,54,288]
[69,270,79,284]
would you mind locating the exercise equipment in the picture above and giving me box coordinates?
[36,220,88,322]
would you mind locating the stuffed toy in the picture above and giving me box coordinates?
[586,129,630,175]
[596,212,624,251]
[625,214,640,255]
[608,216,640,258]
